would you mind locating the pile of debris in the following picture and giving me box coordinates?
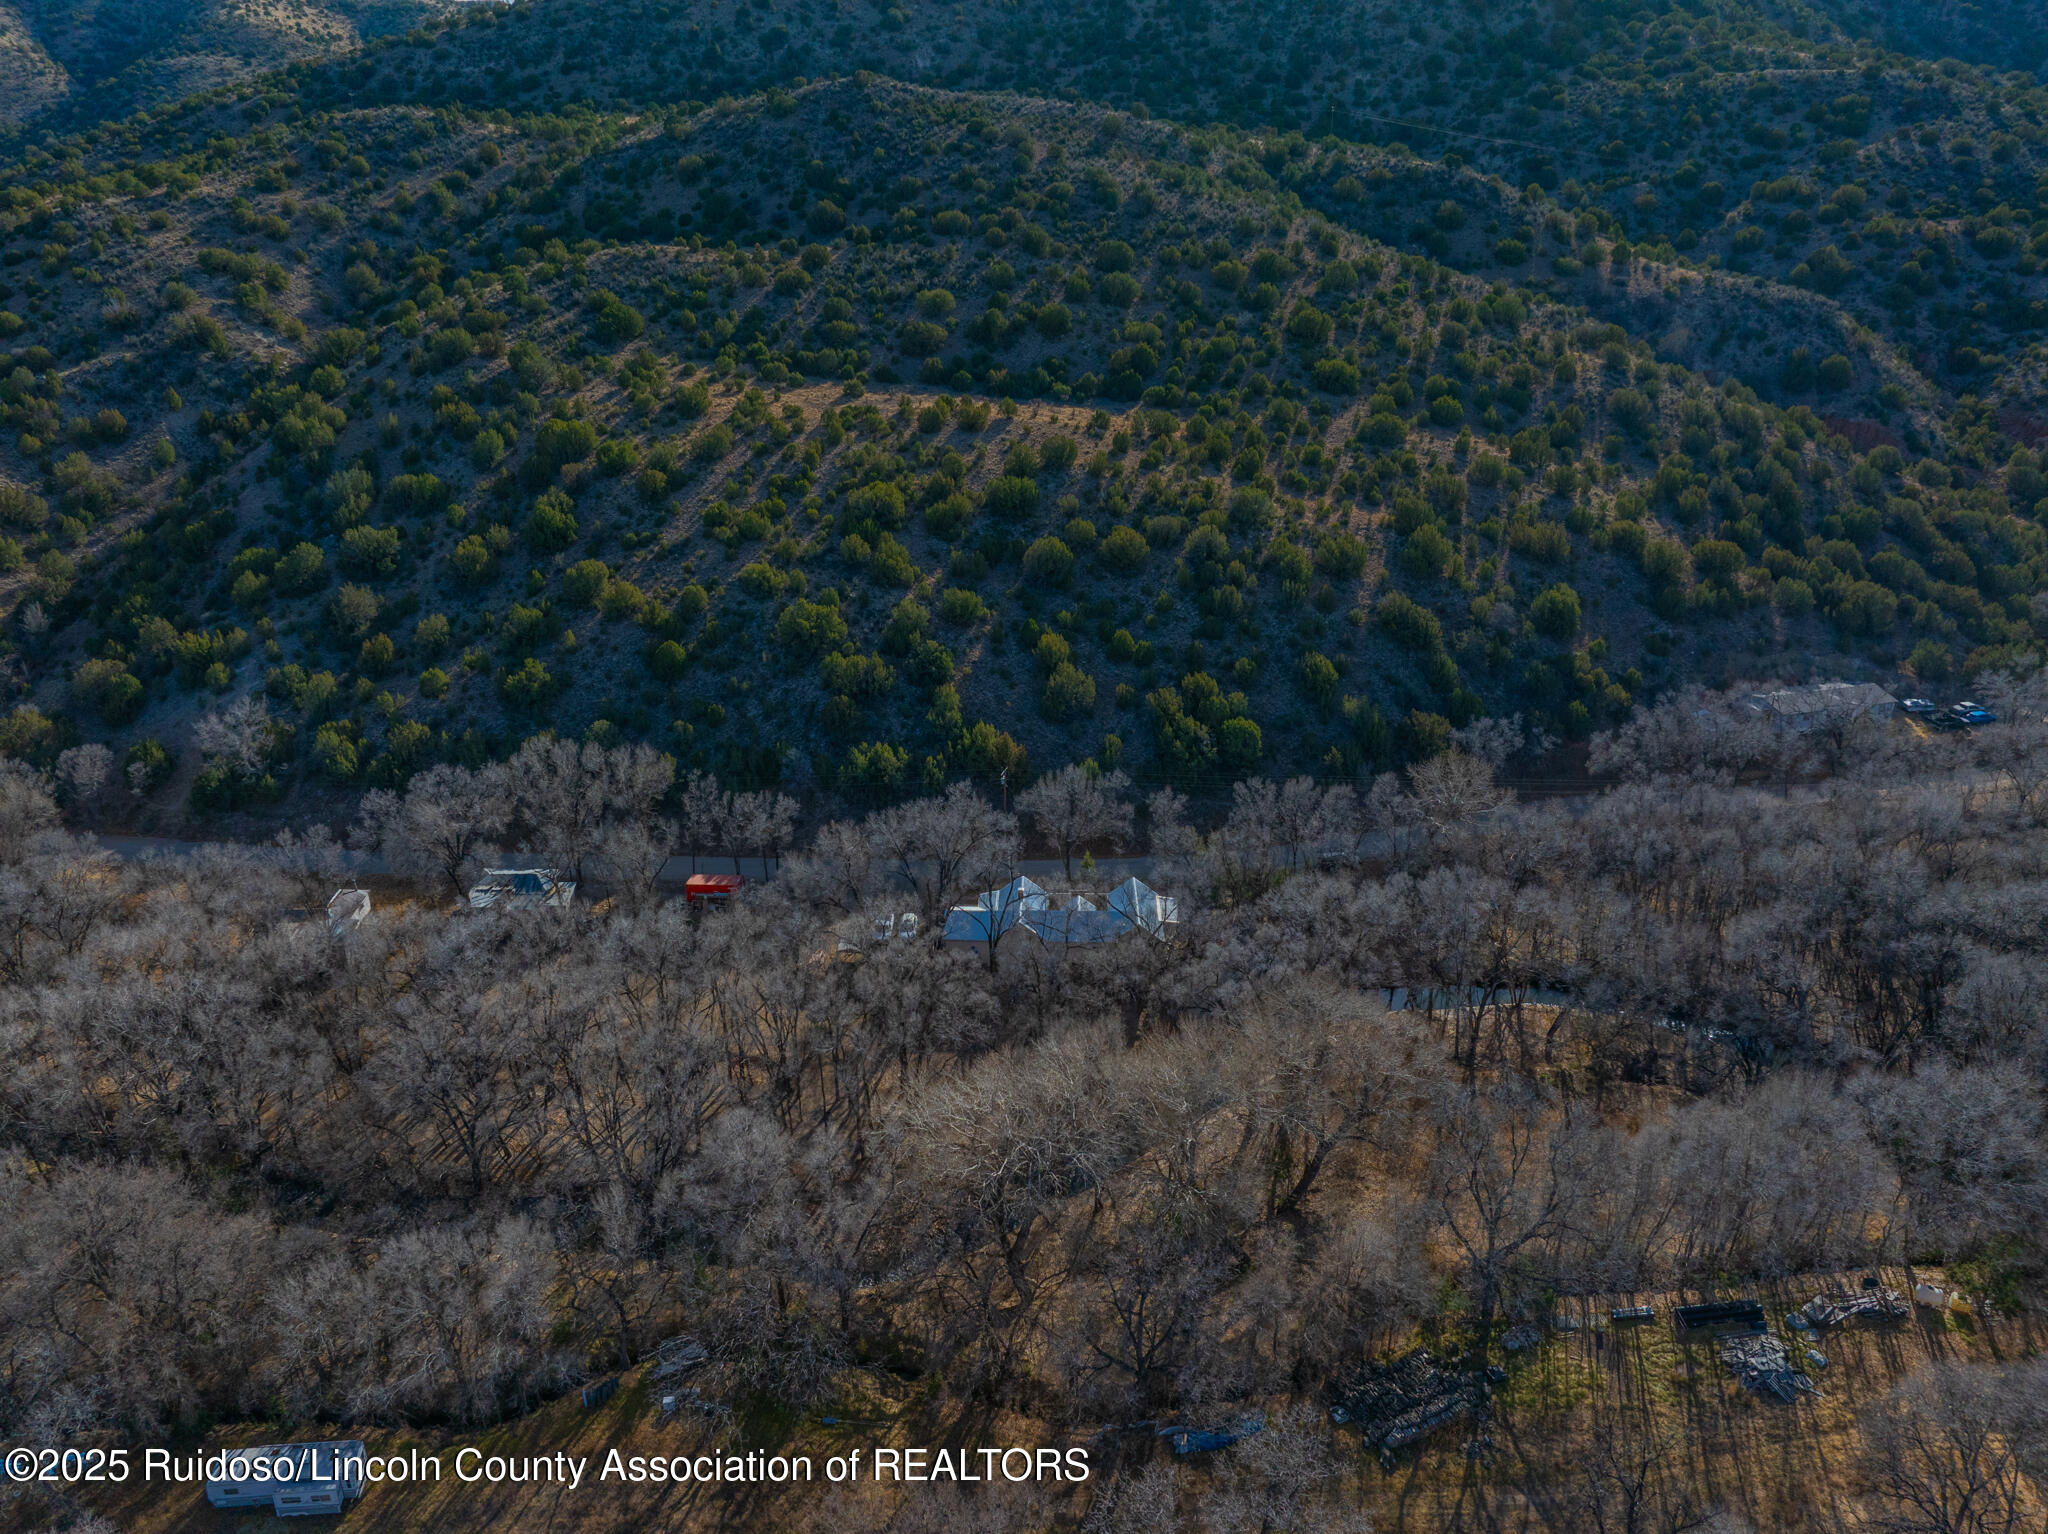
[646,1336,730,1427]
[1719,1334,1819,1402]
[1332,1349,1485,1452]
[1675,1300,1767,1336]
[648,1335,710,1382]
[1156,1414,1264,1455]
[1800,1290,1908,1328]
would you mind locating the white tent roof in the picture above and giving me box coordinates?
[944,874,1178,946]
[1106,876,1179,937]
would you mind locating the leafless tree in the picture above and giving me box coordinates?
[1590,686,1774,786]
[193,694,271,775]
[591,816,679,911]
[678,770,799,874]
[1524,1420,1710,1534]
[55,744,112,805]
[1408,749,1514,833]
[1222,776,1356,875]
[863,780,1017,929]
[1016,764,1132,878]
[510,735,673,880]
[0,760,59,863]
[1455,712,1553,771]
[1425,1081,1579,1384]
[355,762,513,900]
[1860,1364,2036,1534]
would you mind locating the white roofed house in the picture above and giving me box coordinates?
[942,874,1179,968]
[466,866,576,910]
[941,874,1048,967]
[325,886,370,936]
[1106,874,1180,939]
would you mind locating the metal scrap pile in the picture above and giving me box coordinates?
[648,1335,710,1380]
[1719,1334,1820,1402]
[1801,1290,1908,1328]
[1332,1348,1483,1451]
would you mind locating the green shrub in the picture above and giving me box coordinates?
[1312,357,1360,393]
[736,561,787,598]
[1608,388,1655,437]
[1298,651,1339,704]
[589,289,645,343]
[0,482,49,530]
[1217,716,1262,771]
[938,588,987,624]
[1376,591,1443,651]
[1773,577,1815,614]
[1314,533,1369,578]
[339,525,402,576]
[1691,540,1746,583]
[451,535,496,583]
[847,481,907,530]
[691,423,735,462]
[563,559,611,605]
[843,740,909,788]
[1098,272,1142,306]
[821,651,896,699]
[1529,583,1582,639]
[1401,524,1456,579]
[906,639,955,688]
[1907,637,1952,680]
[1023,536,1075,584]
[126,738,173,792]
[1042,662,1097,720]
[500,657,556,706]
[524,488,579,553]
[648,640,690,680]
[775,598,849,656]
[530,417,598,477]
[1099,525,1148,573]
[1509,521,1571,563]
[926,491,973,539]
[985,475,1040,520]
[1642,538,1688,587]
[73,658,144,724]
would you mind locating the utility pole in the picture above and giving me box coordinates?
[999,767,1008,813]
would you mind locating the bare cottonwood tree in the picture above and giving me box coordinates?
[55,743,112,806]
[1860,1364,2037,1534]
[0,760,59,863]
[863,779,1017,929]
[1408,749,1514,833]
[193,693,272,776]
[356,761,513,900]
[510,735,673,880]
[1016,764,1132,878]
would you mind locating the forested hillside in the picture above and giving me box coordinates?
[0,0,465,136]
[0,0,2042,818]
